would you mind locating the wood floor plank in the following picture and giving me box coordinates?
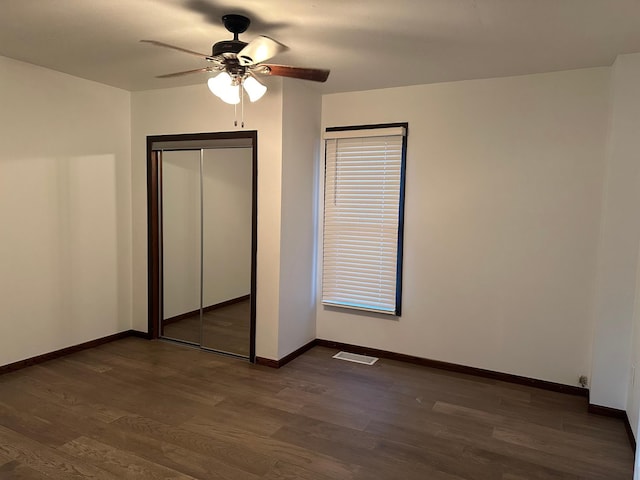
[86,420,262,480]
[113,414,276,477]
[492,426,630,478]
[433,399,631,461]
[0,424,112,479]
[0,399,78,448]
[4,375,132,427]
[561,415,630,445]
[0,459,58,480]
[181,416,359,479]
[189,398,292,436]
[0,339,633,480]
[465,446,580,480]
[59,436,197,480]
[262,459,336,480]
[275,387,373,430]
[285,415,380,450]
[365,419,490,478]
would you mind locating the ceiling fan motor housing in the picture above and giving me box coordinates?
[212,39,248,57]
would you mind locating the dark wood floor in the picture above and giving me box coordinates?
[0,338,633,479]
[163,300,250,356]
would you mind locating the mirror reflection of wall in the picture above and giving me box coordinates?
[162,149,201,345]
[161,147,253,357]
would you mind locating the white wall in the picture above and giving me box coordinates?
[161,148,252,319]
[131,80,284,359]
[277,80,322,358]
[0,55,132,366]
[318,68,610,387]
[588,54,640,419]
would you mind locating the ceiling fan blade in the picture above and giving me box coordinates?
[156,67,216,78]
[259,64,330,82]
[140,40,212,61]
[238,36,288,66]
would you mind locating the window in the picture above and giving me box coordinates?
[322,123,408,315]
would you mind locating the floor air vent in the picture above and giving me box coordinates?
[333,351,379,365]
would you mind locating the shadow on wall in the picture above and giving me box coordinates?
[0,154,122,365]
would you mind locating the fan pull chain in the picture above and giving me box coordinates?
[241,86,245,128]
[233,102,238,127]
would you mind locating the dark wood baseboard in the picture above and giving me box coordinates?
[0,330,148,375]
[588,403,626,417]
[255,357,280,368]
[129,329,152,339]
[315,339,588,397]
[626,416,636,453]
[163,295,250,325]
[256,339,317,369]
[588,404,636,453]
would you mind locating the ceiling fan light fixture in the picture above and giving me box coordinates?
[207,72,240,104]
[145,13,329,125]
[242,76,267,102]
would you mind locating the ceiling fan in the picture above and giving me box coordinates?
[141,13,330,107]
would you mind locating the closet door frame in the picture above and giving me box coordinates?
[146,131,258,362]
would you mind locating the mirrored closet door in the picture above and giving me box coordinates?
[151,134,256,360]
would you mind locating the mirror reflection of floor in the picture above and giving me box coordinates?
[162,299,250,357]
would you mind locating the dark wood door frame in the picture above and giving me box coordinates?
[147,131,258,362]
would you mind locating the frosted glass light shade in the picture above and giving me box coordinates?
[242,76,267,102]
[207,72,230,95]
[207,72,240,105]
[219,84,240,104]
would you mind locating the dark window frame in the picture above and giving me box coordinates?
[323,122,408,316]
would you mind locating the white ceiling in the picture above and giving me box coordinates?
[2,0,640,94]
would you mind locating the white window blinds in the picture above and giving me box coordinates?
[322,125,407,315]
